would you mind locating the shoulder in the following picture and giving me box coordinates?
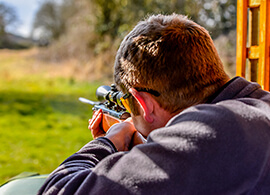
[149,98,270,150]
[144,99,270,194]
[168,98,270,128]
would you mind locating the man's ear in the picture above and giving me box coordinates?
[129,88,154,123]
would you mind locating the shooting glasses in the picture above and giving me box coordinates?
[120,87,160,114]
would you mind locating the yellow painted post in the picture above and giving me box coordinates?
[236,0,270,91]
[258,0,270,90]
[236,0,248,78]
[249,6,260,82]
[266,0,270,90]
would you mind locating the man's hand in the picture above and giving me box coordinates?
[88,109,105,139]
[131,130,147,148]
[105,118,146,151]
[89,110,146,151]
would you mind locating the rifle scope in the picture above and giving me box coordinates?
[96,84,126,111]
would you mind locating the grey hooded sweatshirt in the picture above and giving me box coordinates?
[39,77,270,195]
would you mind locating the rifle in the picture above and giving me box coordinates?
[79,84,131,132]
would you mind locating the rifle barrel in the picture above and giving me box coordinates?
[78,97,100,106]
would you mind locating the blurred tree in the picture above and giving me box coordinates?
[196,0,236,38]
[0,2,18,48]
[85,0,237,79]
[32,0,77,44]
[36,0,237,80]
[90,0,236,41]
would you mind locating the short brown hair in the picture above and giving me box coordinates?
[114,14,229,113]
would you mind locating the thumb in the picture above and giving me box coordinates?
[131,131,147,148]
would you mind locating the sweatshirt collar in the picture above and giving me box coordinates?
[209,77,261,104]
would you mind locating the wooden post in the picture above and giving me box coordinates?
[236,0,248,78]
[236,0,270,91]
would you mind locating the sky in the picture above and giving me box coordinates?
[0,0,39,37]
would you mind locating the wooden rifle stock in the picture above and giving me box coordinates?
[97,111,122,132]
[92,105,130,132]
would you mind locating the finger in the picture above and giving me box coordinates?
[124,117,133,123]
[91,111,103,130]
[89,109,102,127]
[124,117,134,127]
[131,131,147,147]
[88,118,93,126]
[90,113,105,139]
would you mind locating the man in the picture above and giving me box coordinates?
[39,14,270,194]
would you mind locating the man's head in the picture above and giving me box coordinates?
[114,14,229,135]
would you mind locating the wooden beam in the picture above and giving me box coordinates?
[236,0,248,77]
[248,46,260,59]
[249,0,261,7]
[258,0,269,90]
[261,0,270,90]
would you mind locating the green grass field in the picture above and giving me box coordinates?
[0,49,102,184]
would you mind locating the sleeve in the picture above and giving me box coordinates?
[38,137,119,194]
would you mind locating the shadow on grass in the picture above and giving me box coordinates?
[0,90,93,116]
[0,90,95,184]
